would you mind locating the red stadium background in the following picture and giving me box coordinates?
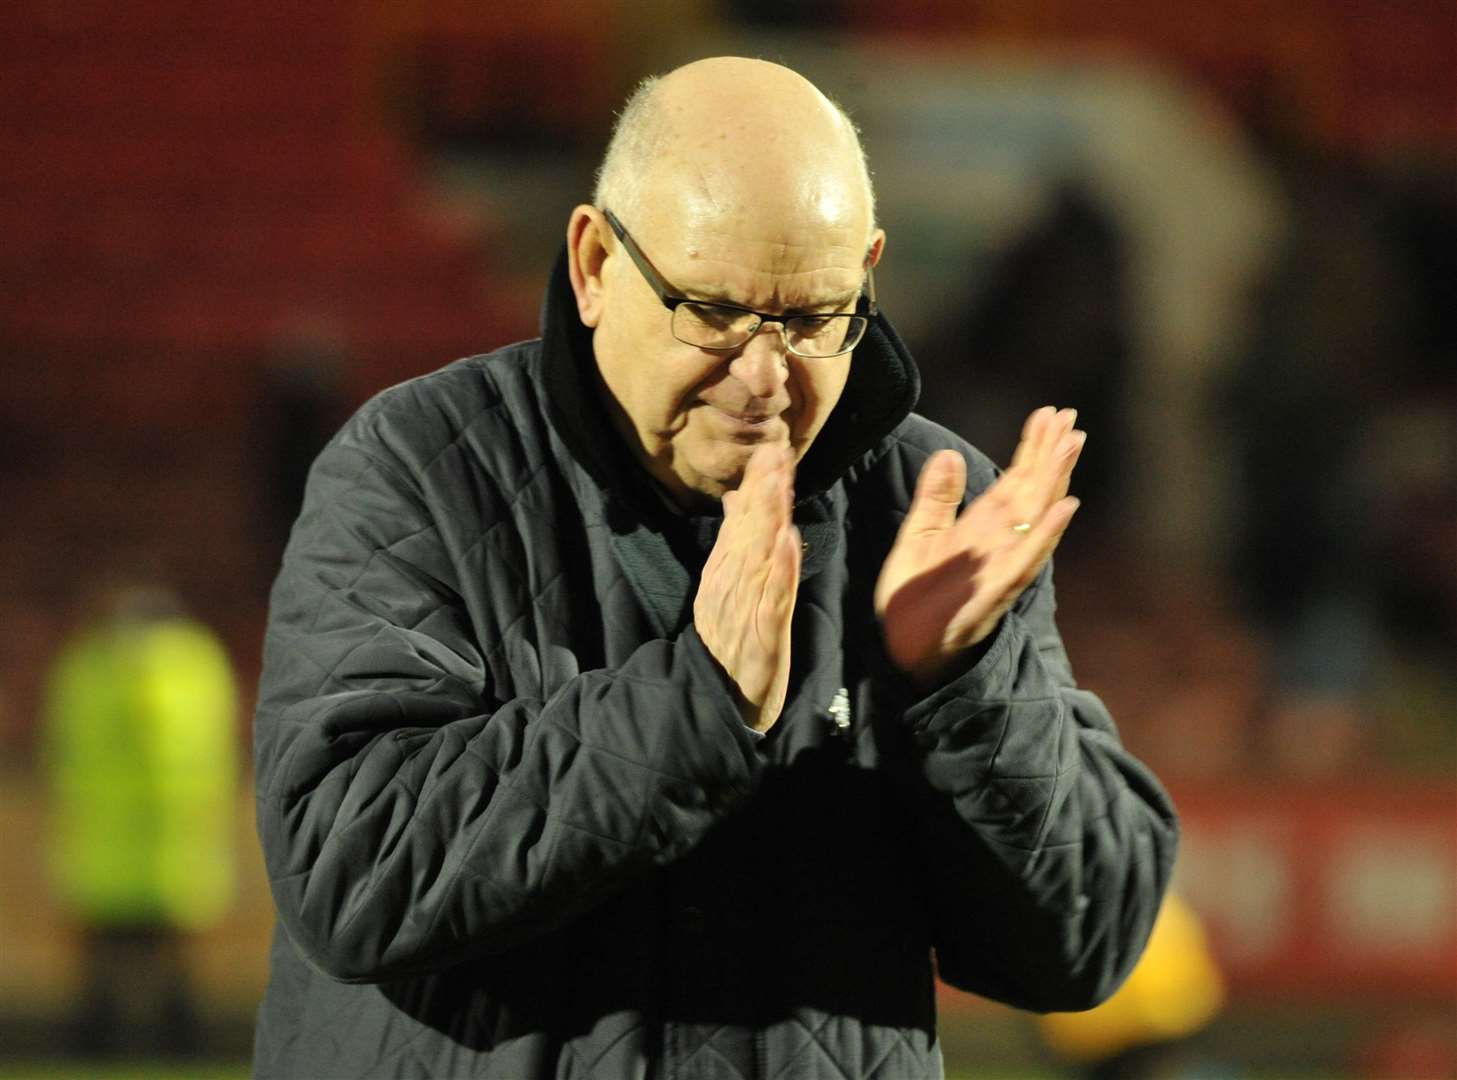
[1,1,1452,1076]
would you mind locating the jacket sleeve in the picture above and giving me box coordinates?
[253,435,759,985]
[883,561,1179,1013]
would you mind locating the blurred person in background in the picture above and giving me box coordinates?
[1221,83,1457,777]
[42,578,239,1058]
[1035,893,1225,1080]
[252,57,1177,1079]
[917,183,1134,549]
[253,318,350,569]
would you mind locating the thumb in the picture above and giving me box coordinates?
[902,450,966,537]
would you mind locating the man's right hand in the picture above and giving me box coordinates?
[694,445,801,733]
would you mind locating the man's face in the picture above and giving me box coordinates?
[585,206,876,508]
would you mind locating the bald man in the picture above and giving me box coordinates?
[252,58,1177,1080]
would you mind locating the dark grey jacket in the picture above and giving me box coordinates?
[251,253,1178,1079]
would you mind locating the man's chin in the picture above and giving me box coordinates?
[686,466,744,506]
[661,432,799,507]
[699,442,794,496]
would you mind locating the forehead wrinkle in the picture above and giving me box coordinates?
[657,135,869,229]
[688,221,864,261]
[683,229,862,270]
[679,243,866,281]
[637,183,868,307]
[684,253,864,278]
[672,258,863,312]
[684,158,725,219]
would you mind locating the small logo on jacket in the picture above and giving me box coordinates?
[826,686,851,733]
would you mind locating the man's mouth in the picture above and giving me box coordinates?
[704,402,782,424]
[702,404,786,440]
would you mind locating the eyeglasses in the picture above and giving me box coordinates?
[603,209,876,359]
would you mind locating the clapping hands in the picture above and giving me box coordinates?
[874,407,1084,687]
[694,445,801,733]
[695,408,1084,728]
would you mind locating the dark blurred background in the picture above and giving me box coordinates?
[1,1,1452,1077]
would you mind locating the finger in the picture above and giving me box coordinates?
[1010,495,1080,586]
[1038,493,1080,544]
[747,455,795,548]
[726,448,792,550]
[1028,407,1074,480]
[776,523,803,608]
[754,446,796,506]
[1029,425,1084,509]
[744,489,785,568]
[900,450,967,538]
[1009,406,1055,473]
[1049,428,1086,502]
[1014,408,1078,519]
[733,444,790,513]
[1000,406,1066,529]
[1031,406,1069,468]
[742,442,789,482]
[762,526,799,725]
[756,523,802,642]
[1051,406,1077,448]
[946,496,1081,645]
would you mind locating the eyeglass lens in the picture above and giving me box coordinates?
[672,303,867,357]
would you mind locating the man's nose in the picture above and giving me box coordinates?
[727,323,790,398]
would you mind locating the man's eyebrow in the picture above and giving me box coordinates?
[685,287,862,314]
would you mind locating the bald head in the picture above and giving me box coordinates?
[594,57,876,245]
[568,58,885,507]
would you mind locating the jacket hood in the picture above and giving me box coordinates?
[538,246,920,507]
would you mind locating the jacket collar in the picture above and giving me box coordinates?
[538,246,920,510]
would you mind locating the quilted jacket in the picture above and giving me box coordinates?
[251,251,1179,1079]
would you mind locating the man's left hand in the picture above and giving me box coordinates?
[874,406,1084,688]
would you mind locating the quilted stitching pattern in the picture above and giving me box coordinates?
[252,337,1177,1078]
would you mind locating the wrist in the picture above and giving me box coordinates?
[887,628,998,695]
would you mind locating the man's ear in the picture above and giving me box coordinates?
[567,205,610,328]
[865,227,886,269]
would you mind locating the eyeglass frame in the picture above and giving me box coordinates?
[601,208,877,359]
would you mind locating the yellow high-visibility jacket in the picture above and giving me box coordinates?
[43,615,238,928]
[1037,892,1225,1060]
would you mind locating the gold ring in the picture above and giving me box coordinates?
[1010,521,1032,535]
